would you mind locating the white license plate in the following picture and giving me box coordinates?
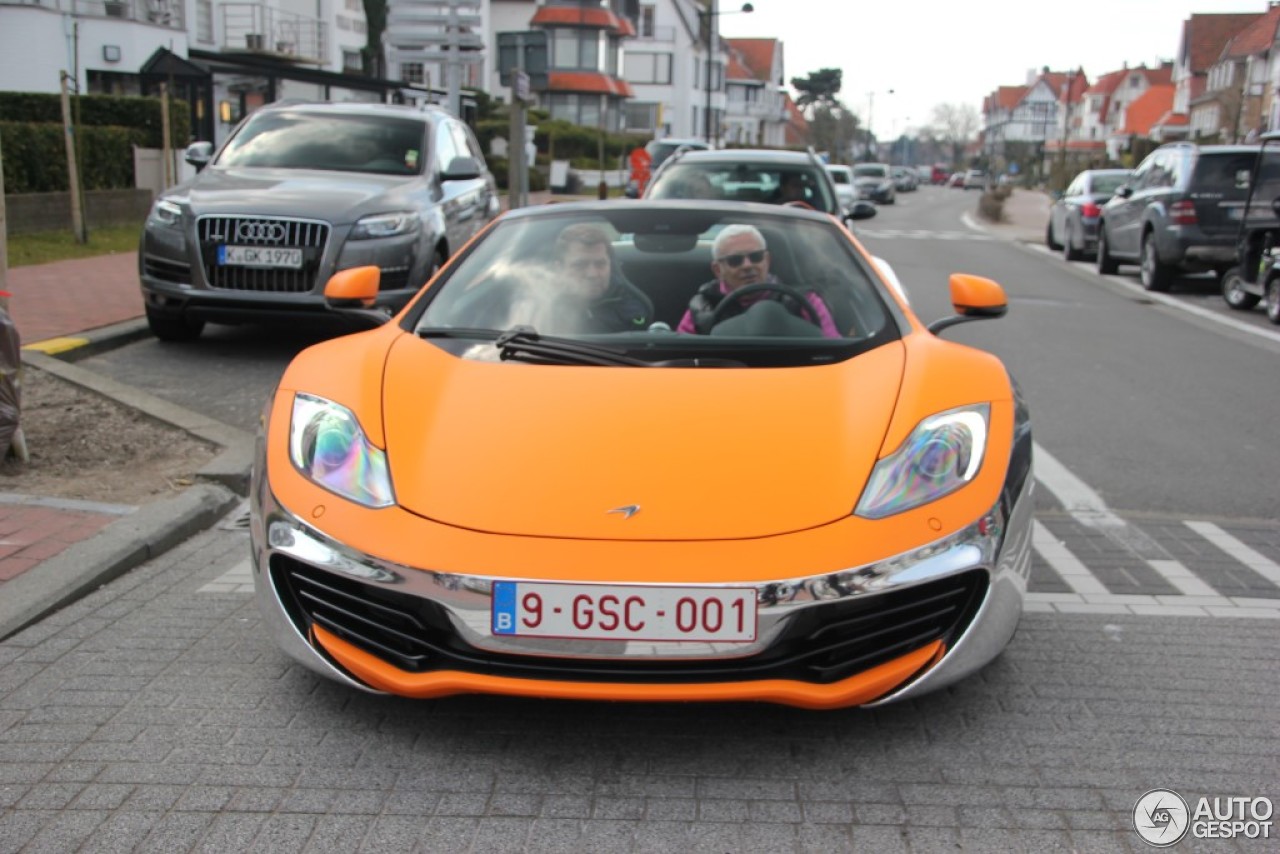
[218,245,303,268]
[491,581,757,643]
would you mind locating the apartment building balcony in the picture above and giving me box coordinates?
[221,3,327,65]
[728,99,783,120]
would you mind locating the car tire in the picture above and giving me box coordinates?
[1266,278,1280,325]
[1045,220,1061,251]
[145,306,204,342]
[1221,267,1261,310]
[1096,226,1118,275]
[1139,232,1175,292]
[1062,225,1082,261]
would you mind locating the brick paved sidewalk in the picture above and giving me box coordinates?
[0,496,134,587]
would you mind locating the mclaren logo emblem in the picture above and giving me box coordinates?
[607,504,641,519]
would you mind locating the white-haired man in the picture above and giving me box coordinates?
[676,224,839,337]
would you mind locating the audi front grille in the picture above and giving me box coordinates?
[198,216,330,293]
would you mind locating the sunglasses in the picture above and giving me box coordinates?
[716,249,767,268]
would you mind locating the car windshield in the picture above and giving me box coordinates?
[1089,173,1129,195]
[853,165,888,179]
[216,110,427,175]
[411,206,898,368]
[647,163,838,213]
[828,169,851,185]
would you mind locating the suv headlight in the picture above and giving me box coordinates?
[148,199,183,228]
[855,404,989,519]
[288,394,394,508]
[350,212,421,240]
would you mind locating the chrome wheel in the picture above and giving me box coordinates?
[1221,267,1261,310]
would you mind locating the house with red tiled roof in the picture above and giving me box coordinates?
[982,67,1089,177]
[1193,4,1280,141]
[484,0,636,133]
[1115,84,1177,140]
[1174,10,1263,139]
[723,38,789,147]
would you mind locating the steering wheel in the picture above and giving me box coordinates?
[709,283,822,329]
[783,200,815,210]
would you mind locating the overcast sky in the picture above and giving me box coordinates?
[720,0,1272,137]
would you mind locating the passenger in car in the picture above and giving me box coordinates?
[676,224,840,337]
[551,223,653,333]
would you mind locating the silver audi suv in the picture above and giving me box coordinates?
[139,101,498,340]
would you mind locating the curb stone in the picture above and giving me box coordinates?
[0,482,241,640]
[3,334,256,639]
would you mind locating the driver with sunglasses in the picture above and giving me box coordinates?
[677,224,840,337]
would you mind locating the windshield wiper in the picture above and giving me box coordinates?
[493,326,653,367]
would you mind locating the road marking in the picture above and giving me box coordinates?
[1031,519,1109,595]
[199,559,254,594]
[1145,559,1220,597]
[1032,441,1123,528]
[858,229,994,241]
[1185,520,1280,587]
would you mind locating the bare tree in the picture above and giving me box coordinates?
[929,103,980,167]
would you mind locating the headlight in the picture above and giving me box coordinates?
[350,212,421,240]
[288,393,394,508]
[854,404,989,519]
[148,199,183,227]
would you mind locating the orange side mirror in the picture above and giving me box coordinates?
[948,273,1008,318]
[324,266,381,308]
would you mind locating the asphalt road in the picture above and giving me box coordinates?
[5,188,1273,850]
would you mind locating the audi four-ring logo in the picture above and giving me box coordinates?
[235,221,288,243]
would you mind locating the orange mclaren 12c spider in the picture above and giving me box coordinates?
[250,201,1033,710]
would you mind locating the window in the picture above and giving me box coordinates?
[402,63,425,85]
[343,50,362,73]
[624,53,672,85]
[552,28,603,71]
[195,0,212,43]
[639,4,655,37]
[625,102,658,132]
[435,120,463,170]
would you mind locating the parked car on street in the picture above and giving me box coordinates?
[826,164,857,212]
[931,165,950,185]
[139,101,498,341]
[645,148,875,222]
[853,163,896,204]
[249,199,1032,709]
[946,172,966,188]
[1045,168,1132,261]
[963,169,987,190]
[891,166,918,192]
[1095,141,1258,290]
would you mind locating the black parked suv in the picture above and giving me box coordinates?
[1095,141,1257,290]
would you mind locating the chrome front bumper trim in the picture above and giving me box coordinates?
[251,471,1032,700]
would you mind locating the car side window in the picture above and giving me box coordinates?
[435,120,463,173]
[1130,154,1157,191]
[1065,177,1081,197]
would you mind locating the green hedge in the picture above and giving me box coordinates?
[1,122,145,193]
[0,92,188,147]
[0,92,188,192]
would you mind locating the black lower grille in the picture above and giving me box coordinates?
[143,257,191,284]
[271,556,987,686]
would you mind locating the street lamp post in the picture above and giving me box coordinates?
[701,2,753,146]
[865,88,893,159]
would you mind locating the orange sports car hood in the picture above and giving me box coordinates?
[381,338,906,540]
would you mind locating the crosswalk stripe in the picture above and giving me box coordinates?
[1145,558,1220,597]
[1185,521,1280,586]
[1031,519,1108,594]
